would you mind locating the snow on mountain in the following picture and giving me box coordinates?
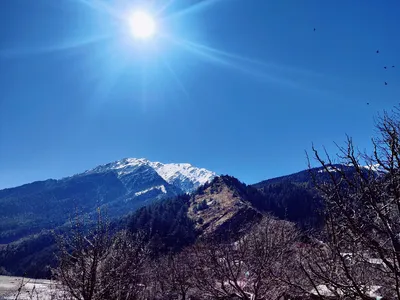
[85,158,216,193]
[148,161,216,193]
[363,163,386,173]
[316,163,387,174]
[317,166,339,173]
[86,158,149,177]
[134,185,167,196]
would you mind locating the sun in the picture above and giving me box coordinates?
[128,11,157,39]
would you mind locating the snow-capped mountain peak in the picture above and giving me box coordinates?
[148,161,216,193]
[85,158,216,193]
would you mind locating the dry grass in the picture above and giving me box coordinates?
[188,181,248,234]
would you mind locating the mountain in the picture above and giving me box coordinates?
[0,164,365,278]
[85,158,216,193]
[0,174,271,278]
[251,168,325,230]
[187,176,263,236]
[0,158,216,244]
[128,175,264,253]
[127,172,322,254]
[251,163,384,229]
[254,164,384,188]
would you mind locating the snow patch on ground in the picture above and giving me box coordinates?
[0,276,54,300]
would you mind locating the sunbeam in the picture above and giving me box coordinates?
[140,63,149,112]
[165,0,222,20]
[162,59,190,99]
[181,39,322,77]
[155,0,176,17]
[89,53,130,109]
[171,38,274,75]
[170,37,231,67]
[168,36,321,92]
[75,0,123,20]
[0,35,111,58]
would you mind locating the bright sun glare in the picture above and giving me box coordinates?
[128,11,156,39]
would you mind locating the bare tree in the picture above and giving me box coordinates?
[190,238,248,299]
[53,210,111,300]
[305,107,400,299]
[99,230,149,300]
[190,216,302,300]
[53,210,148,300]
[149,250,195,300]
[244,217,305,299]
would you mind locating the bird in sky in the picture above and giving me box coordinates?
[385,82,388,85]
[376,50,380,54]
[392,65,395,68]
[384,66,387,69]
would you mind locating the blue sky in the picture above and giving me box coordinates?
[1,0,400,189]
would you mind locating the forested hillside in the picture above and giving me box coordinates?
[0,172,326,278]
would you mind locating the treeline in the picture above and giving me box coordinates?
[48,213,313,300]
[252,181,324,229]
[0,193,194,278]
[0,172,328,278]
[42,210,391,299]
[0,230,56,278]
[128,194,198,255]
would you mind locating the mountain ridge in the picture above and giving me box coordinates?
[83,157,216,193]
[1,162,365,278]
[0,158,216,245]
[0,164,330,278]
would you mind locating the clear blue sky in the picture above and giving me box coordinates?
[1,0,400,189]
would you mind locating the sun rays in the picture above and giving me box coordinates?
[162,59,190,98]
[0,0,322,109]
[75,0,123,20]
[163,0,221,20]
[168,37,321,92]
[0,35,111,58]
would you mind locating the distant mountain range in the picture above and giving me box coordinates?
[85,158,216,194]
[0,158,378,278]
[0,158,216,244]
